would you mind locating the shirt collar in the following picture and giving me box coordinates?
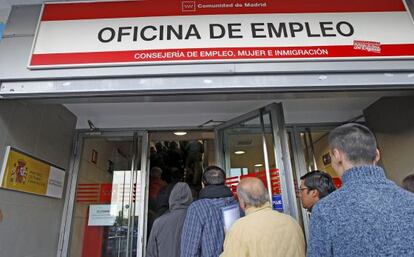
[245,202,272,215]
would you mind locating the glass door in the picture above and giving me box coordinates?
[288,125,341,241]
[60,131,148,257]
[215,103,299,220]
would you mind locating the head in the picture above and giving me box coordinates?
[170,141,178,149]
[299,170,336,211]
[202,165,226,186]
[150,166,162,179]
[170,167,184,182]
[169,182,193,210]
[402,174,414,193]
[155,142,163,152]
[237,177,269,211]
[328,123,380,177]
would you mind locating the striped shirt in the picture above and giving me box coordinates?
[181,196,237,257]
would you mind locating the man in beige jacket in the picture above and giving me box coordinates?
[220,177,305,257]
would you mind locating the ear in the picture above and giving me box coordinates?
[310,189,319,199]
[239,197,246,210]
[374,149,381,164]
[331,148,342,162]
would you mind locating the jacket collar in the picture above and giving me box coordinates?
[342,165,387,185]
[198,184,233,199]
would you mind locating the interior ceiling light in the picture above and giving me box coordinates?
[254,164,263,167]
[234,150,246,155]
[174,131,187,136]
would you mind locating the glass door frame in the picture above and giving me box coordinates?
[287,124,339,241]
[215,103,300,220]
[57,130,149,257]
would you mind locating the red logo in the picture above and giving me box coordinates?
[182,1,196,12]
[353,40,381,54]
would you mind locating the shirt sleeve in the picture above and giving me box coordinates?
[181,206,203,257]
[306,205,333,257]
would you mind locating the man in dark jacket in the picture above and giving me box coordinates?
[147,182,193,257]
[307,123,414,257]
[181,166,237,257]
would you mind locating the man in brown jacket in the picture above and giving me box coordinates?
[220,177,305,257]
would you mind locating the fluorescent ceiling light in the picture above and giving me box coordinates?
[174,131,187,136]
[254,164,263,167]
[234,150,245,155]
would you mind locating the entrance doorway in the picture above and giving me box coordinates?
[146,130,215,240]
[62,131,148,257]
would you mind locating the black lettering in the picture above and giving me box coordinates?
[133,26,139,41]
[98,27,115,43]
[251,23,266,38]
[141,26,157,41]
[304,22,321,37]
[185,24,201,39]
[267,23,287,38]
[320,22,336,37]
[159,25,164,40]
[228,23,243,38]
[337,21,354,37]
[117,26,132,42]
[289,22,304,37]
[167,25,183,40]
[210,24,226,39]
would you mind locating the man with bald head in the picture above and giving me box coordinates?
[220,177,305,257]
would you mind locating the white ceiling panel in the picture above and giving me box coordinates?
[64,97,379,129]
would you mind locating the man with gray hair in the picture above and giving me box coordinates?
[307,123,414,257]
[220,177,305,257]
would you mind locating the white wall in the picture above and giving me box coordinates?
[0,101,76,257]
[364,96,414,185]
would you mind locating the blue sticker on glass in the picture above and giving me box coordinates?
[272,195,283,212]
[0,23,4,41]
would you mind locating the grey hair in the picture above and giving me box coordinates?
[237,182,269,208]
[328,123,377,165]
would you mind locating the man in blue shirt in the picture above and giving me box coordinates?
[181,166,237,257]
[307,123,414,257]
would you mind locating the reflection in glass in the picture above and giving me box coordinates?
[221,111,282,208]
[68,137,141,257]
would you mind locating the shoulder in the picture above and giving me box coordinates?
[315,187,344,210]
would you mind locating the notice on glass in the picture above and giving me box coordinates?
[88,204,117,226]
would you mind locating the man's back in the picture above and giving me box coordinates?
[221,204,305,257]
[308,165,414,257]
[181,196,237,257]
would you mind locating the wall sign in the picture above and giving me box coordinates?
[29,0,414,68]
[0,146,65,199]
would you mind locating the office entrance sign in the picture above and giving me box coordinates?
[29,0,414,68]
[0,146,65,198]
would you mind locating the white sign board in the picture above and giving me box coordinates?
[29,0,414,68]
[88,204,117,226]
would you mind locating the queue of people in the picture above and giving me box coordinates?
[146,123,414,257]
